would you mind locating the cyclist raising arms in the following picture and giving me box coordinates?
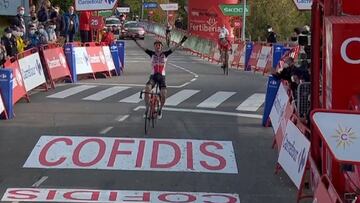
[133,35,188,119]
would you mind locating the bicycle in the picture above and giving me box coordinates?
[139,84,161,134]
[220,49,230,75]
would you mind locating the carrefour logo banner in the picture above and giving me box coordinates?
[75,0,118,11]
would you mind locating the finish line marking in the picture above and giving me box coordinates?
[134,106,262,119]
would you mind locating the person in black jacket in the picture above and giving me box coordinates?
[1,27,18,57]
[266,25,277,44]
[12,6,26,35]
[37,0,51,24]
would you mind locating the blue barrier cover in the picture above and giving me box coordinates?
[110,43,122,75]
[64,44,77,82]
[244,42,253,71]
[272,44,284,69]
[262,75,280,126]
[116,41,125,71]
[0,69,13,119]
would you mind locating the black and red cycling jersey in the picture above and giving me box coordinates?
[145,49,173,76]
[218,39,232,51]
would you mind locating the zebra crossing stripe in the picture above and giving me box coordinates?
[82,86,130,101]
[165,89,200,106]
[119,92,143,103]
[47,85,97,99]
[236,93,266,112]
[197,91,236,108]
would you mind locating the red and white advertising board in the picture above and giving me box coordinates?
[2,188,240,203]
[269,83,293,151]
[43,47,71,81]
[278,121,310,189]
[324,16,360,110]
[102,46,116,72]
[4,60,27,104]
[313,175,342,203]
[74,47,93,75]
[86,46,110,74]
[247,44,262,69]
[256,46,272,71]
[18,52,46,92]
[231,43,245,67]
[188,0,236,41]
[24,136,238,174]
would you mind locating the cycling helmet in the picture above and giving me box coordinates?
[154,40,163,46]
[219,33,225,39]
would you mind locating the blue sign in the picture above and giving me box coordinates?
[244,42,253,71]
[64,43,77,83]
[116,41,125,72]
[272,44,284,69]
[144,2,158,9]
[0,69,13,119]
[262,75,280,126]
[110,43,122,75]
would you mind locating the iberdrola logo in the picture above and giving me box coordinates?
[104,0,116,4]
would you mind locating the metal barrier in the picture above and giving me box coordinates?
[297,82,311,118]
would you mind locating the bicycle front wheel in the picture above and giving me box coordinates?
[144,108,150,134]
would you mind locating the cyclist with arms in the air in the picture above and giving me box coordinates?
[133,35,188,119]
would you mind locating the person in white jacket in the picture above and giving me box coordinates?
[219,24,229,39]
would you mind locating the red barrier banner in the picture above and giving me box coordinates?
[86,46,110,74]
[4,60,28,104]
[42,47,71,82]
[231,42,245,67]
[248,44,262,69]
[313,175,343,203]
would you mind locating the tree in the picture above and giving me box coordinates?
[246,0,311,41]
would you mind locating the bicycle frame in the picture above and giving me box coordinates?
[140,84,161,134]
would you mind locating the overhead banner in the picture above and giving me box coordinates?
[160,3,179,11]
[24,136,238,174]
[75,0,118,11]
[116,7,130,13]
[292,0,312,10]
[188,0,237,41]
[2,188,241,202]
[18,53,46,92]
[278,121,310,189]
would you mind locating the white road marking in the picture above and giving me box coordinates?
[119,92,143,103]
[47,85,96,99]
[116,115,129,122]
[236,93,266,112]
[82,86,129,101]
[197,91,236,108]
[169,63,199,78]
[99,126,113,134]
[134,106,262,119]
[165,89,200,106]
[31,176,48,187]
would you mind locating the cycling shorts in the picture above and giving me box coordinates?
[146,73,167,89]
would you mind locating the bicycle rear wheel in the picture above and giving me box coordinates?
[144,108,150,134]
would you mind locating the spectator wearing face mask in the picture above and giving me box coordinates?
[26,25,40,49]
[0,44,7,68]
[1,27,18,57]
[50,5,64,38]
[37,0,51,24]
[46,22,57,43]
[13,6,27,36]
[37,24,49,44]
[63,6,79,43]
[28,12,39,30]
[11,26,26,53]
[101,27,115,45]
[29,4,36,18]
[266,25,277,44]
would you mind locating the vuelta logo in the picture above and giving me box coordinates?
[104,0,115,4]
[340,37,360,64]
